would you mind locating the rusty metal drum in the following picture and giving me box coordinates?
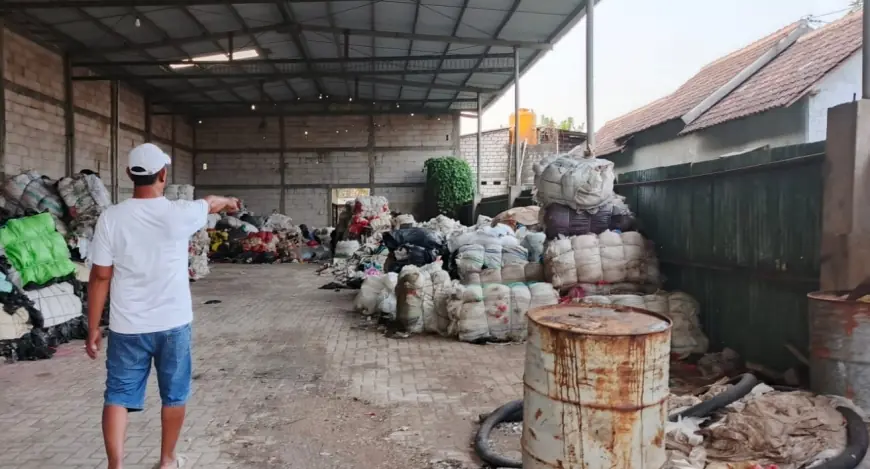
[523,303,671,469]
[808,291,870,411]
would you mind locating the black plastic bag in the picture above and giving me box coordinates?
[383,228,443,252]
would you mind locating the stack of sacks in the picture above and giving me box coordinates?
[347,196,392,238]
[544,230,661,292]
[455,243,544,285]
[395,261,452,334]
[354,272,399,320]
[3,170,68,235]
[450,225,545,285]
[445,281,559,343]
[57,173,112,261]
[579,292,708,355]
[0,214,87,358]
[533,154,636,238]
[164,184,195,201]
[164,184,210,280]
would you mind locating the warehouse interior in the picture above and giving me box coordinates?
[0,0,588,223]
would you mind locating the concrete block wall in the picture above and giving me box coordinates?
[2,29,193,200]
[194,113,459,226]
[459,128,561,198]
[459,128,511,197]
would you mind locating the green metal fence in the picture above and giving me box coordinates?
[616,141,825,370]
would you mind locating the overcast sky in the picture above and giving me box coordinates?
[460,0,855,134]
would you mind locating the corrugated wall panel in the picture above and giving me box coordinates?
[616,141,824,370]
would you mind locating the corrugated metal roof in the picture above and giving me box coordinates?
[3,0,592,117]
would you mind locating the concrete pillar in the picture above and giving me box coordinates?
[820,100,870,290]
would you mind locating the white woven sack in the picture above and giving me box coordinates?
[427,268,452,335]
[457,284,488,343]
[544,238,576,290]
[622,232,647,283]
[508,284,532,341]
[484,244,504,270]
[572,234,603,283]
[502,264,527,284]
[533,155,616,211]
[529,283,560,313]
[483,283,512,341]
[599,230,627,283]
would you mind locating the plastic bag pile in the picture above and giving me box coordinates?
[208,211,323,265]
[57,173,112,260]
[578,292,709,355]
[345,196,392,238]
[382,227,446,273]
[165,184,211,279]
[0,213,89,362]
[533,154,636,238]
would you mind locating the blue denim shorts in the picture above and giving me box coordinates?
[104,323,192,412]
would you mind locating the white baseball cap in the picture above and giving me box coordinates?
[128,143,171,176]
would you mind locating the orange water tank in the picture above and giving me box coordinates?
[510,109,537,145]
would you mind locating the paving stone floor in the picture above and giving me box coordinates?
[0,264,526,469]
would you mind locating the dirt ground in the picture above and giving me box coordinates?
[0,264,526,469]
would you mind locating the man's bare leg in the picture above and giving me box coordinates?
[103,405,129,469]
[159,405,186,468]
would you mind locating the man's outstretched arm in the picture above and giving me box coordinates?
[203,195,240,214]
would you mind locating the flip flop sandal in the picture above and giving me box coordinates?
[151,455,187,469]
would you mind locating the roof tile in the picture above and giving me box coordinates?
[593,21,803,156]
[682,11,863,133]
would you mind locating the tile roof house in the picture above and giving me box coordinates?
[595,11,863,172]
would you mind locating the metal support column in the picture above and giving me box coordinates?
[864,3,870,99]
[513,47,520,185]
[476,93,482,194]
[110,80,120,202]
[192,121,198,187]
[367,115,376,193]
[0,22,6,182]
[279,114,287,213]
[144,95,152,142]
[585,0,596,152]
[63,53,75,176]
[170,114,176,183]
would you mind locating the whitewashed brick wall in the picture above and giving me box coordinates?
[2,29,194,191]
[194,113,459,224]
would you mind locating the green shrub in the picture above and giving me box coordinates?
[424,157,475,217]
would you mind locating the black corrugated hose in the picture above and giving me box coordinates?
[473,373,868,469]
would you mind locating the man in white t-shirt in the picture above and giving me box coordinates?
[85,143,239,469]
